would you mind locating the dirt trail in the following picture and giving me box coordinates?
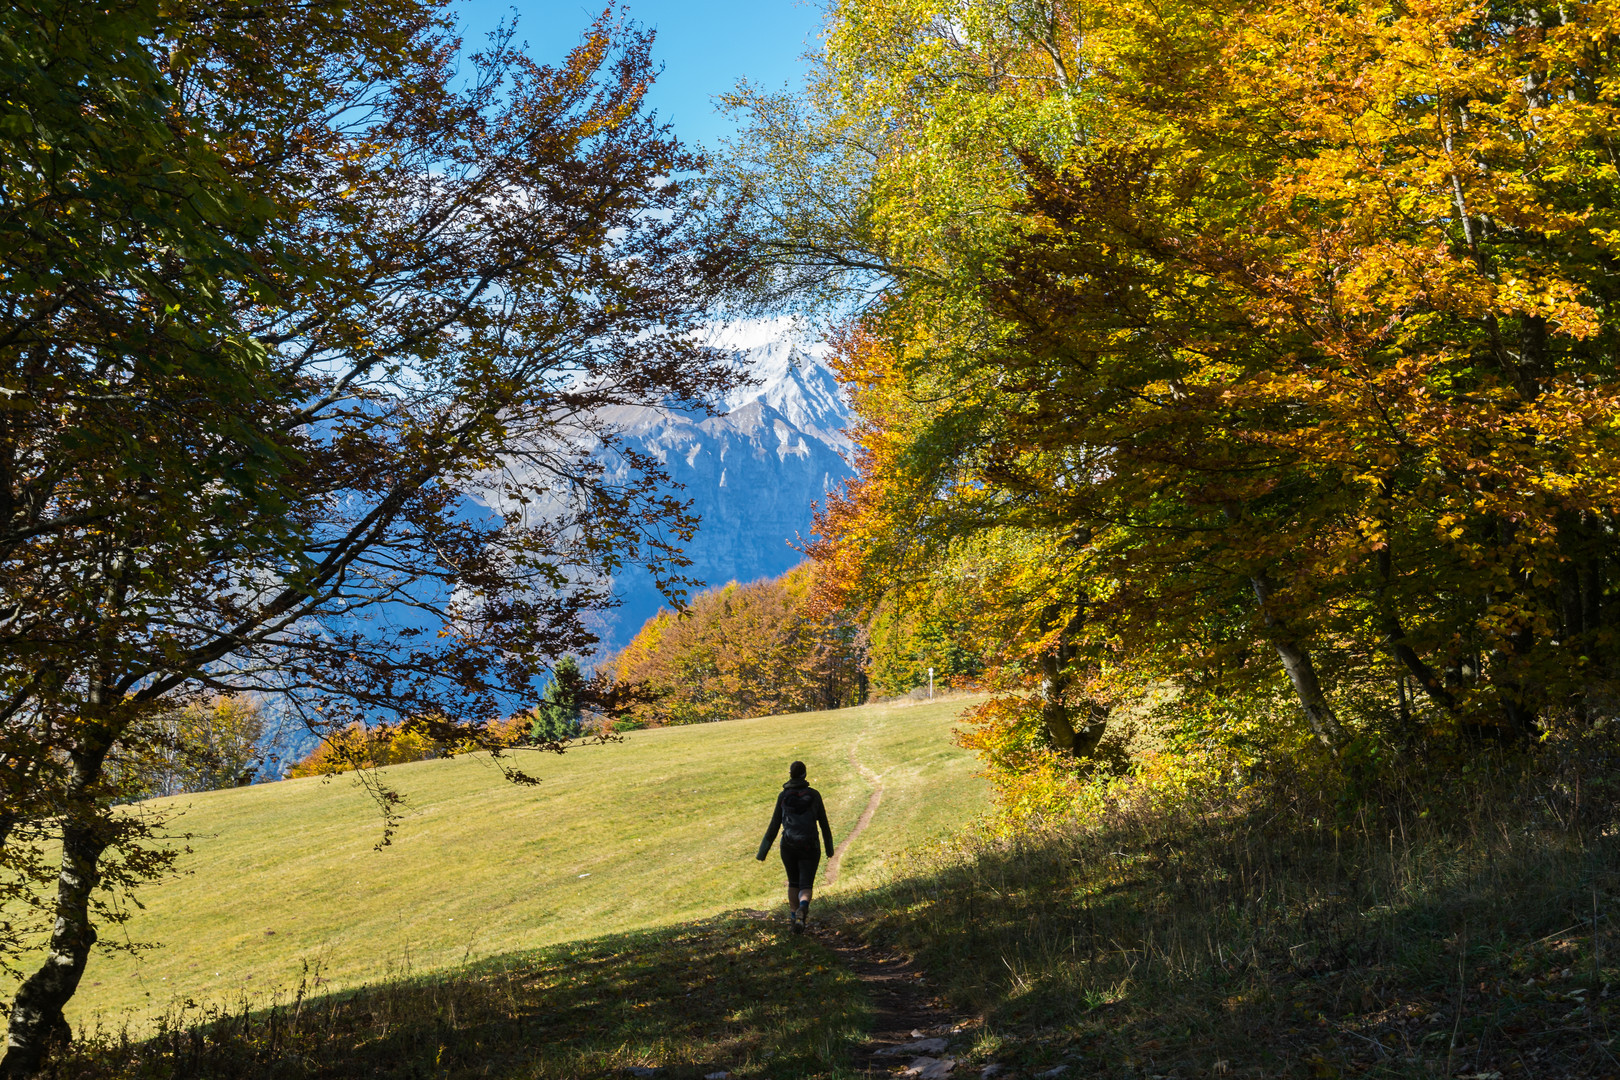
[815,724,973,1076]
[823,733,883,885]
[817,923,962,1075]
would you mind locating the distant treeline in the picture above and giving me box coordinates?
[285,715,532,778]
[607,563,982,726]
[285,660,592,777]
[273,563,984,765]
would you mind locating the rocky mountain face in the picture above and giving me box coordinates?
[589,338,854,651]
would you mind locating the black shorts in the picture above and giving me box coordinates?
[780,841,821,891]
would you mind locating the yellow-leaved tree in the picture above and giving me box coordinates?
[733,0,1620,796]
[612,566,866,724]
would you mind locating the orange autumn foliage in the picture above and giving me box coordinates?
[612,564,866,725]
[286,715,531,778]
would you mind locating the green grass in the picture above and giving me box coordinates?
[55,696,987,1032]
[36,706,1620,1079]
[65,914,870,1080]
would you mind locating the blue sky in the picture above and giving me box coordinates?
[451,0,824,148]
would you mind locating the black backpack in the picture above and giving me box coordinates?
[781,789,817,846]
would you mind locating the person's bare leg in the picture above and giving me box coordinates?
[798,888,811,928]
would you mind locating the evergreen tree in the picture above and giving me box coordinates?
[530,657,585,743]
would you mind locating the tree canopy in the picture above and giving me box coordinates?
[0,2,744,1071]
[612,565,866,725]
[729,0,1620,783]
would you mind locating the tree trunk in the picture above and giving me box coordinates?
[1375,548,1457,713]
[1250,575,1346,750]
[1074,700,1108,757]
[1039,649,1078,753]
[1584,556,1604,638]
[1498,695,1537,742]
[1381,619,1457,712]
[1269,635,1348,750]
[1037,606,1108,758]
[3,694,121,1079]
[2,815,114,1078]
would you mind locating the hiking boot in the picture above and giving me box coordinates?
[796,901,809,933]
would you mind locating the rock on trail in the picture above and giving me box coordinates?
[874,1038,949,1057]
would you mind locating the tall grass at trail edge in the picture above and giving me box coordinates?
[844,728,1620,1078]
[56,913,869,1080]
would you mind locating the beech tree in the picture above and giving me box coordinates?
[0,1,742,1073]
[903,0,1620,746]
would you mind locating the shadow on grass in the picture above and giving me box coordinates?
[57,750,1620,1080]
[57,912,867,1080]
[839,755,1620,1078]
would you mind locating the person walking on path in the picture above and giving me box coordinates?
[756,760,834,934]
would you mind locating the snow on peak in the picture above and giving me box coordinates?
[721,339,850,454]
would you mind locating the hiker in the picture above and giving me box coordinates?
[756,760,835,934]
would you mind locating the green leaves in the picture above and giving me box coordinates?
[2,3,750,1058]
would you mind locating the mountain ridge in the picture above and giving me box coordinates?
[590,338,853,651]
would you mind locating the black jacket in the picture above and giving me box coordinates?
[757,778,834,858]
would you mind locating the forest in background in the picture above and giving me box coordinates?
[606,563,982,725]
[278,559,982,767]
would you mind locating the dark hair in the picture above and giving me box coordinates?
[789,760,806,779]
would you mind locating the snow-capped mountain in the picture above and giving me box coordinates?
[719,338,852,455]
[590,338,854,650]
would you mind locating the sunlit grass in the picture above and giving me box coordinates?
[43,696,986,1032]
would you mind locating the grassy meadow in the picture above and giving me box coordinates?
[28,692,1620,1080]
[50,695,987,1032]
[64,914,877,1079]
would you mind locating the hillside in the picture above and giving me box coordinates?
[55,696,986,1031]
[30,702,1620,1080]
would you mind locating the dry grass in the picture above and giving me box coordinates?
[845,729,1620,1078]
